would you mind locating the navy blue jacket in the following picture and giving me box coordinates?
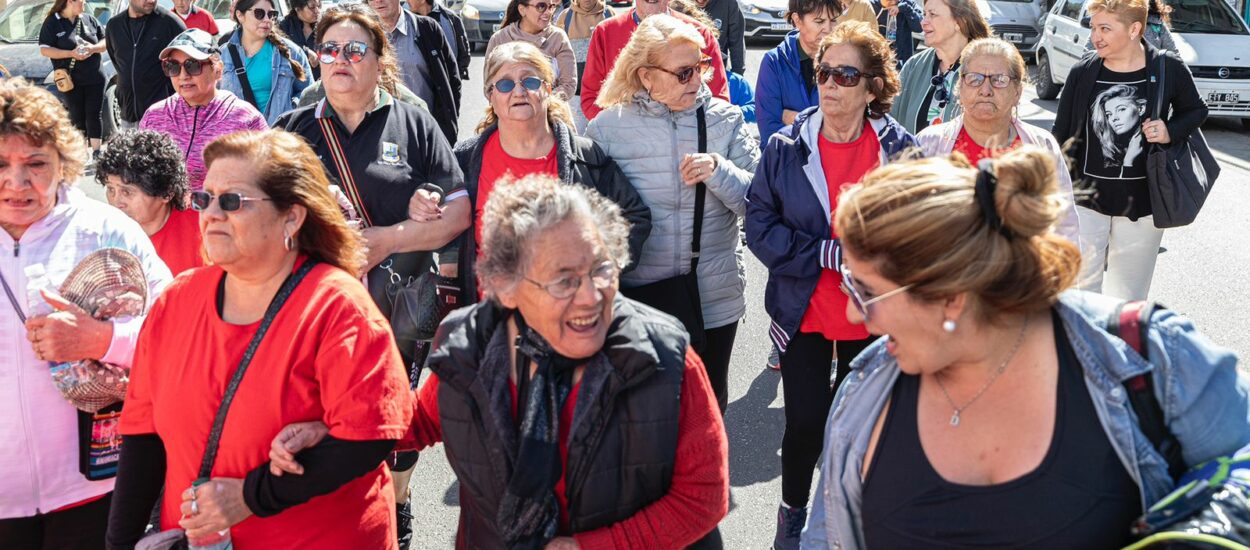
[755,32,818,140]
[745,107,916,352]
[877,0,923,66]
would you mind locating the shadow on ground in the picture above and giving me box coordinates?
[725,369,785,488]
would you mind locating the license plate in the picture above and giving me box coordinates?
[492,24,501,32]
[770,22,791,30]
[1003,32,1023,42]
[1207,92,1240,103]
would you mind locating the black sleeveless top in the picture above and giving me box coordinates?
[861,310,1141,548]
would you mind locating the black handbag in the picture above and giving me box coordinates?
[1145,56,1220,229]
[620,107,709,354]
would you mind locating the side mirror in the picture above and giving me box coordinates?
[1079,14,1091,28]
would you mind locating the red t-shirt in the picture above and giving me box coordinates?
[121,259,413,549]
[149,208,204,276]
[953,126,1023,166]
[176,6,220,36]
[799,123,876,341]
[475,133,559,246]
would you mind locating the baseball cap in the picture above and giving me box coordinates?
[160,29,219,60]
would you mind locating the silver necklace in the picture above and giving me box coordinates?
[934,314,1029,427]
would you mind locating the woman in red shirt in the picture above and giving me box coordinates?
[105,130,413,549]
[94,130,205,276]
[271,175,729,549]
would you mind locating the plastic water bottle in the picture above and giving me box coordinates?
[886,12,898,41]
[187,479,233,550]
[25,264,77,382]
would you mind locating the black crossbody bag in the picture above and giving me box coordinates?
[1144,56,1220,229]
[620,107,709,353]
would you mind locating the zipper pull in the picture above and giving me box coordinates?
[13,241,19,257]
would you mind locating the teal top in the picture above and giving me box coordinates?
[245,40,275,116]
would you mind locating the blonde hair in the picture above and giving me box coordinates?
[815,21,900,118]
[959,37,1028,85]
[0,78,86,183]
[669,0,718,38]
[477,41,576,133]
[834,147,1079,323]
[596,14,707,110]
[1087,0,1148,32]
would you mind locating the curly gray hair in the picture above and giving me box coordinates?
[477,174,632,299]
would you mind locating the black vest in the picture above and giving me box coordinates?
[428,297,687,547]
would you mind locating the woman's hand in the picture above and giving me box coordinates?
[544,537,581,549]
[408,188,444,222]
[679,153,718,186]
[362,226,395,272]
[269,421,330,476]
[305,47,319,68]
[782,109,800,126]
[24,290,112,362]
[1124,133,1146,168]
[1142,118,1171,144]
[178,479,252,540]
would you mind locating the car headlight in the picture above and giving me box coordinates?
[745,4,761,14]
[462,4,479,19]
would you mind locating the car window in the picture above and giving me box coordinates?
[0,1,49,42]
[1058,0,1083,20]
[1165,0,1248,35]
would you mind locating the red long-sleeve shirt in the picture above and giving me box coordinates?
[407,348,729,549]
[579,9,731,121]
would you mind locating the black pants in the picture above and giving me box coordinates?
[63,83,104,140]
[700,322,738,414]
[779,332,872,508]
[0,493,111,550]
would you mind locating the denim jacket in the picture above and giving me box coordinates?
[219,31,312,125]
[801,290,1250,549]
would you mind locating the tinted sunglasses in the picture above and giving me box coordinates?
[651,57,712,85]
[524,1,558,11]
[318,40,370,64]
[838,263,912,321]
[961,72,1019,89]
[491,76,544,93]
[249,7,280,19]
[161,58,210,77]
[931,68,959,108]
[816,64,873,87]
[190,191,273,212]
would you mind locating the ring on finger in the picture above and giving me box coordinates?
[190,499,199,516]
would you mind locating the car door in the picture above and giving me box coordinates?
[1047,0,1086,82]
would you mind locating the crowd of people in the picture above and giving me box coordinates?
[4,0,1246,547]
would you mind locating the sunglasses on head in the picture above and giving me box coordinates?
[190,191,273,212]
[652,57,712,85]
[491,76,544,93]
[838,262,912,322]
[961,72,1019,89]
[161,58,210,77]
[318,40,370,64]
[249,7,280,19]
[524,1,558,11]
[816,64,872,87]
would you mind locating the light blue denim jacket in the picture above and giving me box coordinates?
[218,31,312,125]
[801,290,1250,550]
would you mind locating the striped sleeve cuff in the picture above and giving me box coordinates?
[819,239,839,270]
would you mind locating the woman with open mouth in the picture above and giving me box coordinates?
[489,0,579,100]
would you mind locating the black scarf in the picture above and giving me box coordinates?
[496,313,580,549]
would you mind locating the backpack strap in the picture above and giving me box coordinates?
[227,42,259,109]
[1108,301,1188,480]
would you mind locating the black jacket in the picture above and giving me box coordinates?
[448,121,652,300]
[105,6,186,122]
[1051,42,1208,179]
[399,10,462,144]
[428,297,686,548]
[700,0,745,75]
[426,3,471,81]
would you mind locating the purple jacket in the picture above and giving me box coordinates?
[139,90,269,191]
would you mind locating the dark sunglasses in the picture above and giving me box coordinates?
[524,1,558,11]
[190,191,273,212]
[961,72,1019,89]
[651,57,712,85]
[161,58,211,77]
[491,76,544,93]
[816,64,873,87]
[249,7,280,19]
[318,40,370,64]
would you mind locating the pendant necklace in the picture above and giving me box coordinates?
[934,313,1029,427]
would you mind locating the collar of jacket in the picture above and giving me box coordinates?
[630,84,712,118]
[461,120,582,193]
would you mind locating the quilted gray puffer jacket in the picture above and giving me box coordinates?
[586,86,760,329]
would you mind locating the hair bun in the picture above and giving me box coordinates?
[991,147,1063,240]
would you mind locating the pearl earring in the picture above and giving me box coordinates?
[942,319,957,333]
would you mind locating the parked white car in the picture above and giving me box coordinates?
[1035,0,1250,129]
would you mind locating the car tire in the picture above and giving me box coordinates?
[1035,50,1062,100]
[101,83,121,139]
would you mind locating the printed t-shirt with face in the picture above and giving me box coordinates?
[120,259,413,548]
[800,121,876,341]
[148,207,204,276]
[475,132,559,247]
[1081,66,1150,220]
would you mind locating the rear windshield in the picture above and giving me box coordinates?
[1166,0,1248,35]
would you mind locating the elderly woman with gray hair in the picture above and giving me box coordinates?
[268,175,729,549]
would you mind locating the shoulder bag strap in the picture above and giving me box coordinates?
[67,17,84,71]
[690,106,707,273]
[227,42,259,109]
[562,9,573,32]
[196,259,319,480]
[0,270,25,323]
[317,110,374,227]
[1153,55,1167,122]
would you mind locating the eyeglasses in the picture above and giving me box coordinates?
[190,191,273,212]
[524,1,558,11]
[161,58,210,77]
[523,261,617,300]
[816,64,873,87]
[650,57,712,85]
[491,76,544,94]
[961,72,1019,89]
[839,263,911,321]
[318,40,370,64]
[249,7,280,19]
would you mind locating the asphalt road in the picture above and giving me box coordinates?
[74,40,1250,549]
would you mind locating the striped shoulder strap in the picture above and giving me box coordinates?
[315,100,373,227]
